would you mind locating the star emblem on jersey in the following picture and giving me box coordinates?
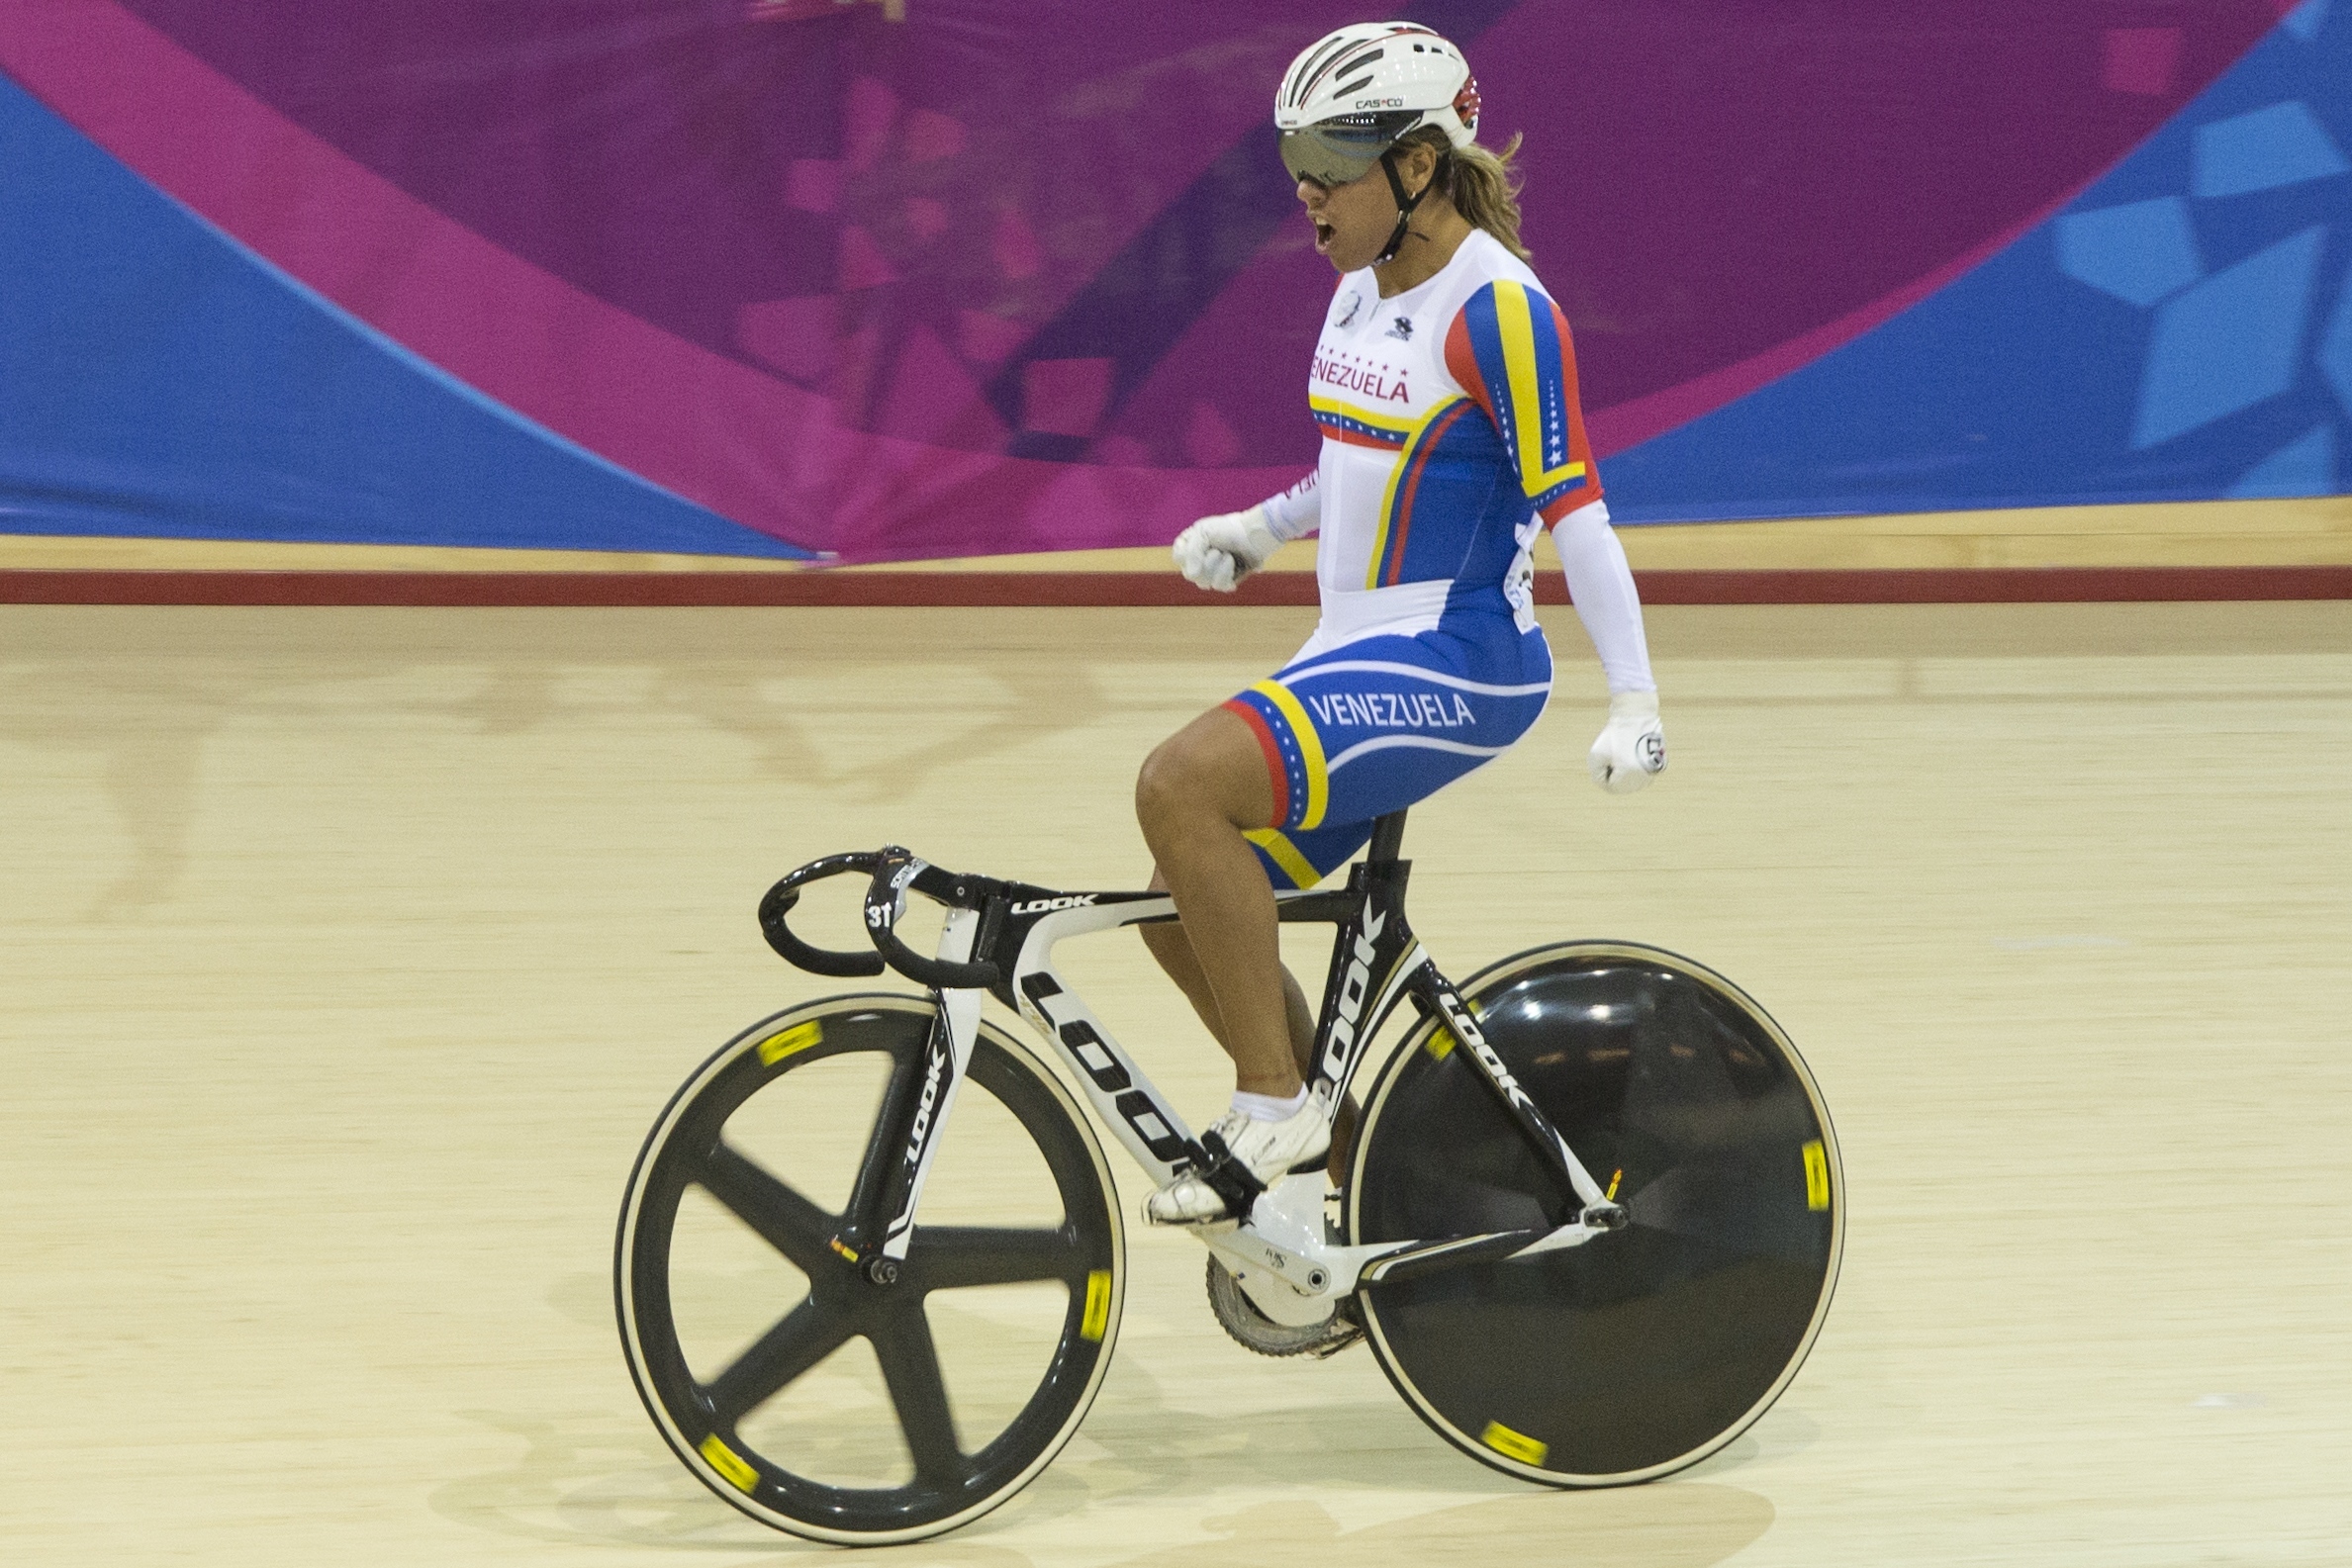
[1386,316,1414,341]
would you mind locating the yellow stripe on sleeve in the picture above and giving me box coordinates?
[1245,828,1322,889]
[1247,680,1329,829]
[1492,283,1587,498]
[1492,283,1547,491]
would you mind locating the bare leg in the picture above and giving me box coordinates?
[1138,901,1315,1074]
[1134,707,1298,1097]
[1142,909,1357,1181]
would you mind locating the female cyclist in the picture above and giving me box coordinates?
[1135,22,1666,1225]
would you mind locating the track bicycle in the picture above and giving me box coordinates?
[614,810,1842,1544]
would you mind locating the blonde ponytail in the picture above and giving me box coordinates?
[1400,127,1532,261]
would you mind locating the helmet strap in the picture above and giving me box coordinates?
[1372,147,1428,267]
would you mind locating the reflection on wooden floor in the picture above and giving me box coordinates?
[1,600,2347,1565]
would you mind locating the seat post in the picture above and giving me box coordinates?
[1366,810,1409,864]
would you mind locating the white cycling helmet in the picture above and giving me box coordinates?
[1279,21,1476,177]
[1274,22,1482,262]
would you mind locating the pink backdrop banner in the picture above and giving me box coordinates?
[0,0,2285,559]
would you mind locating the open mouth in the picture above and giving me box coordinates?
[1313,218,1336,252]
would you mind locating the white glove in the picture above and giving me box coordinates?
[1589,691,1665,793]
[1172,505,1282,593]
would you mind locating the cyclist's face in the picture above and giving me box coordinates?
[1295,144,1432,273]
[1296,163,1391,272]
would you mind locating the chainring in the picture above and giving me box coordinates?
[1205,1256,1364,1358]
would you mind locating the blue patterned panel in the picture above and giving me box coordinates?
[2225,424,2336,495]
[2055,198,2204,307]
[2133,228,2325,447]
[2318,267,2352,416]
[2193,101,2348,197]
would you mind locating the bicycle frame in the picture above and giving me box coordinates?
[756,812,1629,1323]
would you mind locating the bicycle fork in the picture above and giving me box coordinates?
[825,907,988,1282]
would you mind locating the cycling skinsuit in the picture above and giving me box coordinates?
[1229,229,1605,886]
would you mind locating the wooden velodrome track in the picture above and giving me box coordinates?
[2,504,2349,1565]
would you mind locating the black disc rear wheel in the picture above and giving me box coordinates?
[616,995,1124,1543]
[1348,943,1841,1485]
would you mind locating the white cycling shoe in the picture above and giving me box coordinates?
[1145,1088,1332,1226]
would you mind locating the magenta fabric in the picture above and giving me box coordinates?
[0,1,2285,559]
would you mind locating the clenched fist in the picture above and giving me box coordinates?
[1589,691,1665,793]
[1172,505,1282,593]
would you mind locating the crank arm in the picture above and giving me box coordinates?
[1196,1225,1432,1303]
[1199,1225,1356,1300]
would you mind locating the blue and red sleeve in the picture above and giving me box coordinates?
[1443,280,1603,523]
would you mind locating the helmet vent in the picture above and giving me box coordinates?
[1277,25,1474,145]
[1283,36,1355,109]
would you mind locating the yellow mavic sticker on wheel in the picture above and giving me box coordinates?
[757,1020,823,1066]
[1081,1269,1113,1341]
[1480,1421,1548,1466]
[1802,1139,1831,1211]
[699,1433,759,1494]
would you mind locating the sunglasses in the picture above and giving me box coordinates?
[1277,110,1421,189]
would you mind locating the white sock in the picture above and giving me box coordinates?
[1231,1086,1309,1123]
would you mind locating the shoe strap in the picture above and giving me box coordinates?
[1192,1128,1268,1221]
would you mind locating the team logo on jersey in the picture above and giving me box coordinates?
[1311,349,1409,402]
[1335,292,1364,328]
[1386,316,1414,341]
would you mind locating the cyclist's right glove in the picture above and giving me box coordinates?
[1173,505,1282,593]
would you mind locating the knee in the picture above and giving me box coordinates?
[1137,710,1269,837]
[1134,741,1199,831]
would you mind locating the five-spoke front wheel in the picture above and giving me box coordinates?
[615,995,1124,1544]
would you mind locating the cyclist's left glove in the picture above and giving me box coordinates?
[1590,691,1665,793]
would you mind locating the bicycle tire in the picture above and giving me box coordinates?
[615,994,1125,1543]
[1347,942,1842,1486]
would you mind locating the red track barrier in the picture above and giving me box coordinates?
[3,566,2349,606]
